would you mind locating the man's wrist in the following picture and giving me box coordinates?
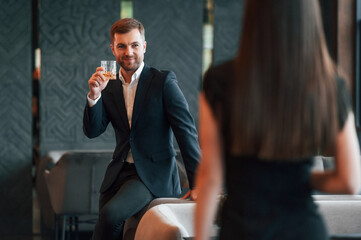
[87,93,101,107]
[88,92,100,100]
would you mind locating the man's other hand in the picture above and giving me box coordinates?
[180,188,198,201]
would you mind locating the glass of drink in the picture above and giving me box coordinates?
[101,60,117,80]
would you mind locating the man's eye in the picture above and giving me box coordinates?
[132,44,139,48]
[118,45,125,49]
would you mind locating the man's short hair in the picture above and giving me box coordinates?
[110,18,145,44]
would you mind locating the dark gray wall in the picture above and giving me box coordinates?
[0,0,33,236]
[213,0,244,66]
[39,0,120,155]
[133,0,203,122]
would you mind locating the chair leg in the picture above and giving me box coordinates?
[68,216,72,240]
[75,216,79,240]
[54,214,59,240]
[62,215,67,240]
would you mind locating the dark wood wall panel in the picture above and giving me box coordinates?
[213,0,244,66]
[39,0,120,155]
[133,0,203,122]
[319,0,337,61]
[0,0,32,236]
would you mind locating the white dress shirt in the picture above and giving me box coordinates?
[87,62,145,163]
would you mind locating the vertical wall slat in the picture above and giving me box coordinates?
[0,0,32,236]
[39,0,121,155]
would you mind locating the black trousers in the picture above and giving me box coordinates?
[91,163,154,240]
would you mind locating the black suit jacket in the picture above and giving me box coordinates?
[83,64,200,197]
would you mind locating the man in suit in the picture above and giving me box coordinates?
[83,18,201,240]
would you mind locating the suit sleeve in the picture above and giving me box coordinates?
[163,72,201,189]
[83,97,110,138]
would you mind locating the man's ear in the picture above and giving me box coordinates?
[143,41,147,53]
[110,44,115,56]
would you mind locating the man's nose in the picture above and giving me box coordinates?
[125,46,133,56]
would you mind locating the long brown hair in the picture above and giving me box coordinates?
[229,0,337,160]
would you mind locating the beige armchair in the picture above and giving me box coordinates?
[41,150,112,240]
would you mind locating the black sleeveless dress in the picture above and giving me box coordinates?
[203,61,352,240]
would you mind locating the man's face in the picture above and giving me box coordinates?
[111,29,146,74]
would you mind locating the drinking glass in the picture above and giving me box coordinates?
[101,60,117,80]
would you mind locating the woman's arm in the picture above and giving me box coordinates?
[194,93,223,240]
[311,112,361,194]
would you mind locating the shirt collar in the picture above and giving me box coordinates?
[119,61,144,85]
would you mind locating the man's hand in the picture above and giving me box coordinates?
[88,67,109,100]
[180,188,198,201]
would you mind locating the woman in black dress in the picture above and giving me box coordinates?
[195,0,361,239]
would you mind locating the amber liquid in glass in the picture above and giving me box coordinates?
[103,71,116,80]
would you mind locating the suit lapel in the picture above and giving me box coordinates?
[110,74,130,131]
[131,64,153,129]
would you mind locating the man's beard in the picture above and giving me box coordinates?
[119,57,141,72]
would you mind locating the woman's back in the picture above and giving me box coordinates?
[202,60,351,239]
[221,156,327,240]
